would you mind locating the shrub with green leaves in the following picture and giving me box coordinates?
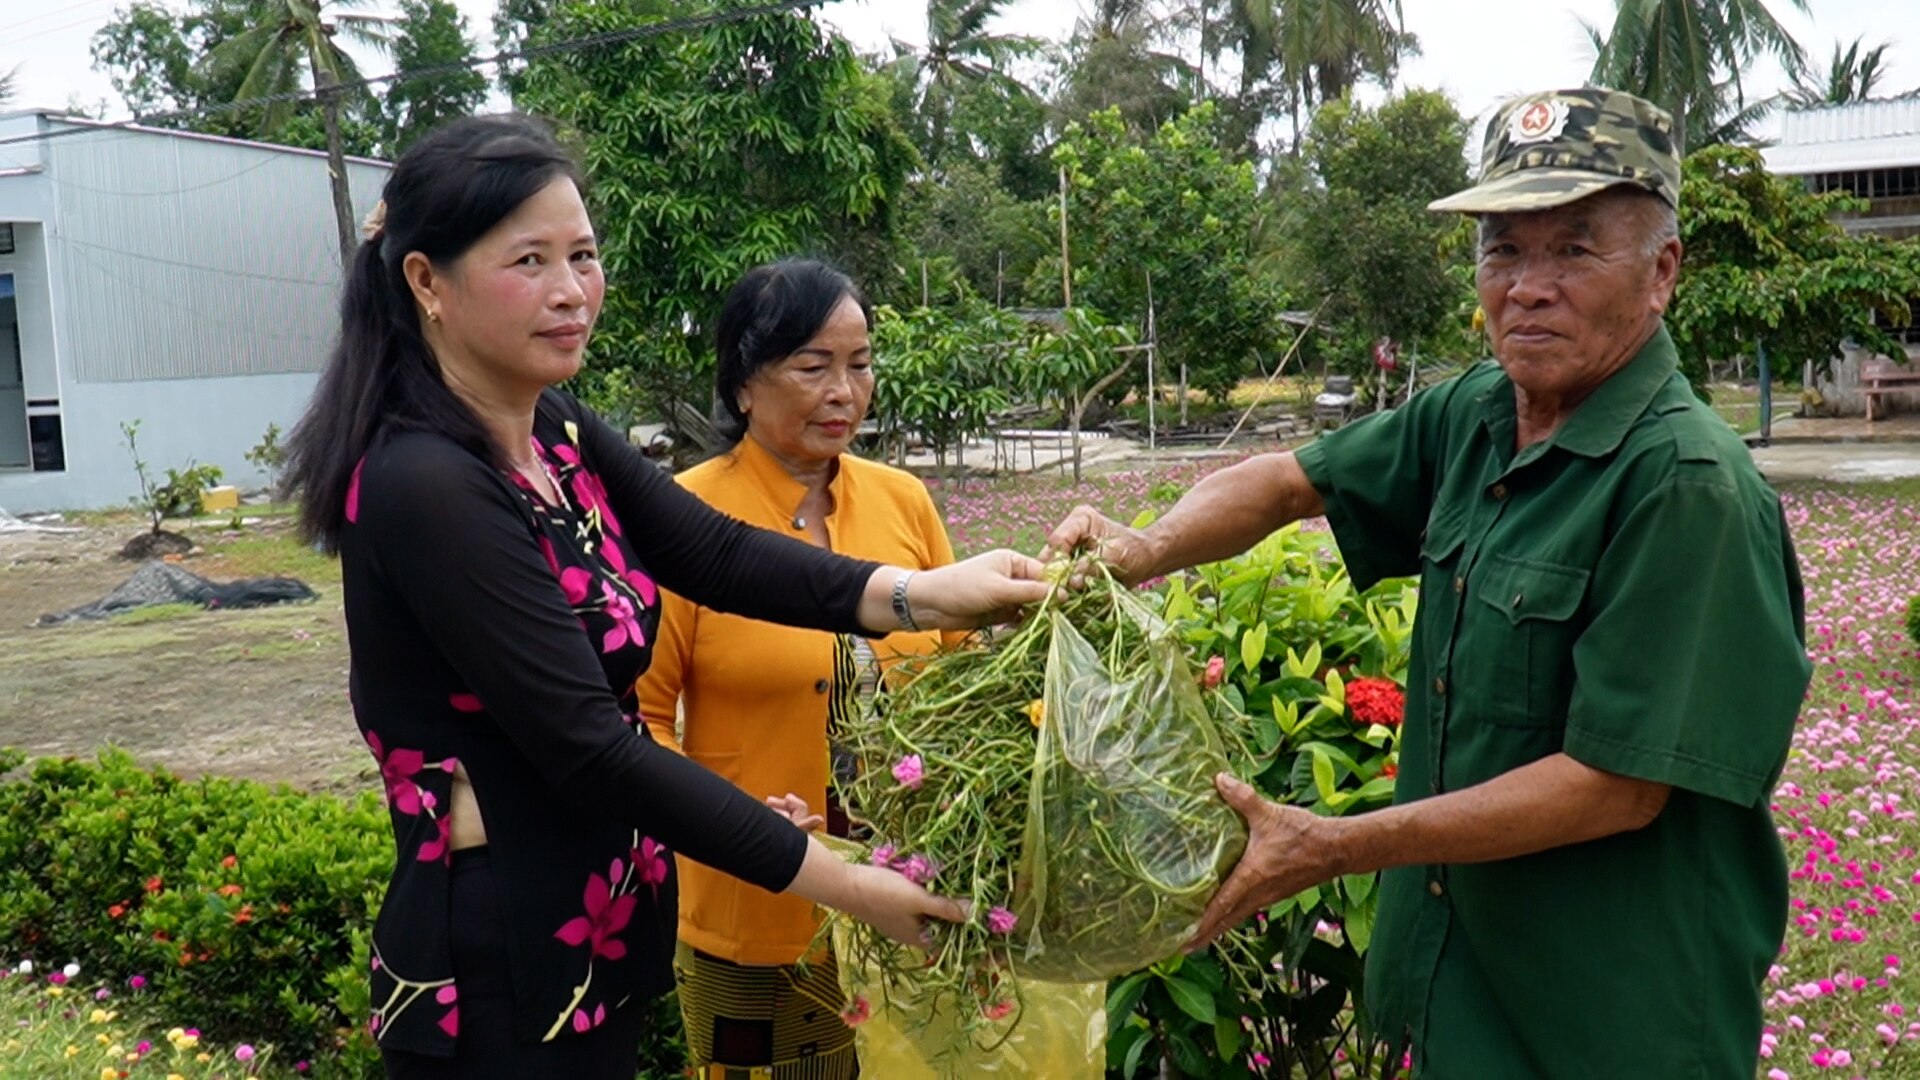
[1105,524,1415,1079]
[0,749,386,1070]
[1906,594,1920,647]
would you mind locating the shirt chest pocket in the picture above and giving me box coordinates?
[1473,555,1590,729]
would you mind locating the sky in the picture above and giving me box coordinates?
[4,0,1918,137]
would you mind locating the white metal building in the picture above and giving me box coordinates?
[1764,99,1920,417]
[0,109,388,512]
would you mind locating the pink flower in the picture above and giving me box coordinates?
[417,817,452,864]
[899,854,937,885]
[892,754,925,790]
[982,999,1016,1021]
[1203,656,1225,689]
[841,996,871,1027]
[436,984,459,1037]
[600,582,647,652]
[634,838,670,900]
[235,1044,256,1062]
[366,731,425,816]
[571,1003,607,1033]
[870,844,897,867]
[987,907,1018,935]
[559,567,594,606]
[448,693,483,714]
[554,872,638,961]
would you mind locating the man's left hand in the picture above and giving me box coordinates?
[1189,773,1343,949]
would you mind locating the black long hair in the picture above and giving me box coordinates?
[712,258,871,446]
[283,114,585,552]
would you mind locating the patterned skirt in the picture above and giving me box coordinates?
[673,941,858,1080]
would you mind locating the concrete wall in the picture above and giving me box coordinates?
[0,369,316,512]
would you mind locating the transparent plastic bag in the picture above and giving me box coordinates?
[1013,588,1247,982]
[829,914,1107,1079]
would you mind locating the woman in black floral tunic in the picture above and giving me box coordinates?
[281,115,1050,1080]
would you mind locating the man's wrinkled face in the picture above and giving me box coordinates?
[1476,191,1680,405]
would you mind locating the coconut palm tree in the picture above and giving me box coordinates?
[1054,0,1200,137]
[204,0,390,266]
[891,0,1041,172]
[1211,0,1412,151]
[0,65,17,108]
[1789,37,1894,108]
[1586,0,1807,153]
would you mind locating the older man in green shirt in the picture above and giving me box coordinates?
[1046,88,1811,1078]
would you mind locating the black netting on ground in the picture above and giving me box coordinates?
[35,561,317,627]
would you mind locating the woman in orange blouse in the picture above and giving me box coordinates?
[639,259,958,1079]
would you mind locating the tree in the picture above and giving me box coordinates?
[1669,145,1920,390]
[895,160,1053,306]
[513,1,915,426]
[1053,0,1200,138]
[1585,0,1807,153]
[1284,90,1471,381]
[203,0,392,265]
[869,303,1015,480]
[92,0,261,136]
[0,65,16,107]
[1050,103,1285,403]
[91,0,386,152]
[380,0,488,157]
[1212,0,1415,153]
[887,0,1042,175]
[1789,37,1896,108]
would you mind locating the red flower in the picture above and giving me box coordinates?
[554,873,637,962]
[1347,677,1406,727]
[143,877,163,895]
[1381,762,1399,779]
[217,884,242,898]
[232,905,254,926]
[107,904,126,920]
[1202,656,1226,690]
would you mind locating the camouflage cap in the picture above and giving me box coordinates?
[1428,88,1680,214]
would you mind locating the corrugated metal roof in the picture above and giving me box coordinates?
[1767,98,1920,175]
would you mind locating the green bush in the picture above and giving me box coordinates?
[0,748,690,1077]
[0,748,387,1072]
[1907,594,1920,647]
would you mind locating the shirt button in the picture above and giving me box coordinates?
[814,679,830,694]
[1433,677,1447,696]
[1453,576,1465,595]
[1428,880,1444,897]
[1491,483,1510,500]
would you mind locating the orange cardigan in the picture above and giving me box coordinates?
[637,436,956,965]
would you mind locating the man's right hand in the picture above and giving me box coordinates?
[1041,505,1156,587]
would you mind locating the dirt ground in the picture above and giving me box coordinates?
[0,515,373,795]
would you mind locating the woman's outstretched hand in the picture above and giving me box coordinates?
[891,550,1053,630]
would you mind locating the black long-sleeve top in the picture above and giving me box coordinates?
[343,390,878,1055]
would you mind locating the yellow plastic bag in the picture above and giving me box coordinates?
[828,914,1107,1079]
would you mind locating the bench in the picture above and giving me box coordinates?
[1863,358,1920,422]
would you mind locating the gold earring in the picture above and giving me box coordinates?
[428,309,441,324]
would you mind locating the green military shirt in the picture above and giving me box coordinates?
[1294,325,1811,1078]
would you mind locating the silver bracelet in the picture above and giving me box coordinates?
[891,570,920,632]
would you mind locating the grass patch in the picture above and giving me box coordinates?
[104,602,203,627]
[192,531,341,588]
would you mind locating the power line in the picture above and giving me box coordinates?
[0,0,833,149]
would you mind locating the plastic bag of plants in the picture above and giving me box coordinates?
[1015,585,1245,981]
[830,567,1247,1043]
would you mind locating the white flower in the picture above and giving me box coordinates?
[61,962,80,979]
[14,961,31,975]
